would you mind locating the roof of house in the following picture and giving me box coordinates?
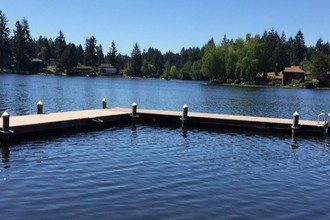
[31,58,44,62]
[282,66,305,73]
[98,64,115,68]
[73,65,92,70]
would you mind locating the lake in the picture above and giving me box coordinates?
[1,74,330,219]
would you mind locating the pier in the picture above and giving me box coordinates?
[0,102,329,142]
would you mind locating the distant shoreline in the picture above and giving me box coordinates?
[1,70,329,90]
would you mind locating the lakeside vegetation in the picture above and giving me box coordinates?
[0,10,330,87]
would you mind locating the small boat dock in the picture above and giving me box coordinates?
[0,102,328,142]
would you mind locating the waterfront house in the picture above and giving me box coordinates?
[97,64,117,75]
[281,66,305,85]
[31,58,47,70]
[71,65,93,76]
[268,66,305,85]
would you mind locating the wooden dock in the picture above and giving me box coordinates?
[0,107,328,142]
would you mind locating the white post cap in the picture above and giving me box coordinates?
[1,111,9,117]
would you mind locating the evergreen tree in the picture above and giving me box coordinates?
[260,29,280,73]
[312,38,330,78]
[96,45,104,65]
[130,42,142,76]
[54,30,67,60]
[142,47,164,76]
[0,10,12,70]
[35,36,52,61]
[76,44,84,64]
[11,18,33,71]
[107,41,119,70]
[84,36,97,67]
[290,30,306,65]
[60,43,78,72]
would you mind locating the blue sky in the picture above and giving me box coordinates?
[1,0,329,55]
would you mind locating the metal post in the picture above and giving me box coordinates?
[2,111,10,133]
[131,102,137,117]
[181,104,188,126]
[291,112,299,133]
[37,100,43,114]
[102,98,107,109]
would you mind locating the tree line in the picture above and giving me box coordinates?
[0,11,329,85]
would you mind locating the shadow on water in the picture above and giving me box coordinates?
[1,143,10,168]
[1,120,330,167]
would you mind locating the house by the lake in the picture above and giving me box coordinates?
[97,64,117,75]
[268,66,305,85]
[281,66,305,85]
[71,66,93,76]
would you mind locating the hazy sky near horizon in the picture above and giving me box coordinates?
[1,0,329,55]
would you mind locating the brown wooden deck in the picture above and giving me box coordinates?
[0,107,327,142]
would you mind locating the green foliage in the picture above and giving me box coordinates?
[0,10,12,70]
[54,30,66,60]
[180,61,192,80]
[142,47,164,76]
[84,36,98,67]
[141,59,156,77]
[300,59,313,72]
[11,18,33,71]
[129,42,142,77]
[96,45,104,66]
[289,79,304,87]
[169,65,179,78]
[190,60,203,80]
[201,41,225,81]
[59,43,78,72]
[290,30,307,65]
[106,41,119,71]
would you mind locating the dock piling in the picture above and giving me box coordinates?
[292,112,299,133]
[131,102,138,118]
[181,104,188,126]
[37,101,43,114]
[102,98,107,109]
[1,111,10,132]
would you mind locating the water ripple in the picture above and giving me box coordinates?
[1,126,330,219]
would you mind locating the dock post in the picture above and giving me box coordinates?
[181,104,188,126]
[1,111,10,133]
[291,112,299,134]
[131,102,138,117]
[102,98,107,109]
[37,100,43,114]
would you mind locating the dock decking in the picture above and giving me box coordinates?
[0,107,328,142]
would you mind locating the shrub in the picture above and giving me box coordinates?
[226,78,233,84]
[304,81,314,89]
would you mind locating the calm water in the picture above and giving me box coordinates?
[1,74,330,219]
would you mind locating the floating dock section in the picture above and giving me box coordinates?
[0,105,329,142]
